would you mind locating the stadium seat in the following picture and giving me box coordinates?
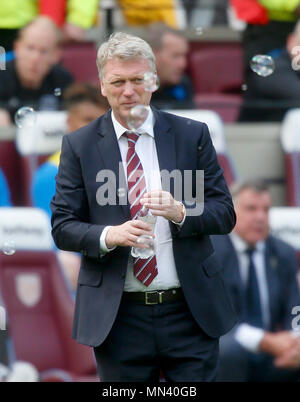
[15,111,67,206]
[0,208,98,381]
[280,109,300,206]
[188,44,244,94]
[0,140,24,206]
[269,207,300,269]
[188,44,243,122]
[164,109,238,187]
[60,42,99,85]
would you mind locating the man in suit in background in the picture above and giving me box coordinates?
[51,32,237,382]
[143,23,195,110]
[211,179,300,381]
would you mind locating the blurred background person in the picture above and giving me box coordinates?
[31,83,109,291]
[231,0,300,65]
[143,23,195,110]
[0,16,74,126]
[100,0,185,34]
[211,180,300,382]
[239,20,300,121]
[118,0,181,28]
[0,0,99,52]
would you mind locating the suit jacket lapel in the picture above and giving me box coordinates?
[152,108,176,194]
[96,112,130,218]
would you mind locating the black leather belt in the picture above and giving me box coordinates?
[122,288,183,305]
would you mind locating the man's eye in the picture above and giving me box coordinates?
[112,81,123,86]
[134,78,144,84]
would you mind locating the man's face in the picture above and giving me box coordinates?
[100,57,152,127]
[155,33,188,86]
[67,101,107,132]
[14,25,59,88]
[233,188,271,246]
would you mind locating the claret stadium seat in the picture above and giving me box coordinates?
[0,140,23,206]
[188,44,244,122]
[0,208,98,381]
[61,42,99,85]
[15,111,68,206]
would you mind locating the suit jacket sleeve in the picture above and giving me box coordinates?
[280,246,300,330]
[170,122,236,238]
[50,135,105,259]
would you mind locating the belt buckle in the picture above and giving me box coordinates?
[145,291,164,305]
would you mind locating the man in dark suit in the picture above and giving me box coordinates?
[211,180,300,382]
[50,31,237,382]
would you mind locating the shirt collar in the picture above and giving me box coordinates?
[230,232,265,254]
[111,107,155,140]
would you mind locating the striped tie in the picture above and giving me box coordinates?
[125,131,158,286]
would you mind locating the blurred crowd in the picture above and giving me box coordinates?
[1,0,300,382]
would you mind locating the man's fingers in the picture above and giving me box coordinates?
[130,220,152,232]
[274,350,300,369]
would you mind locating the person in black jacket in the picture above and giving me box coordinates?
[143,23,195,110]
[239,21,300,122]
[211,179,300,382]
[0,16,73,126]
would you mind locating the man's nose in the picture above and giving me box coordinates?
[123,81,135,96]
[29,48,42,63]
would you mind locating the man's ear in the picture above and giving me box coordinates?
[13,39,20,55]
[100,79,106,97]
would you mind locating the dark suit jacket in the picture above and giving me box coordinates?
[211,234,300,331]
[51,107,237,347]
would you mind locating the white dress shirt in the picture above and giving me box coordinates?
[100,109,181,292]
[230,232,269,352]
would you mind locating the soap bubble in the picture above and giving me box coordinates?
[2,241,16,256]
[14,107,36,128]
[241,84,248,91]
[54,88,61,97]
[117,188,126,198]
[127,105,150,131]
[250,55,275,77]
[195,27,203,36]
[143,72,159,93]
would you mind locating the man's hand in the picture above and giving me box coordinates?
[105,220,154,249]
[140,190,183,223]
[274,336,300,369]
[259,331,300,367]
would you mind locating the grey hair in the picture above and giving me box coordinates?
[230,179,270,201]
[96,32,156,80]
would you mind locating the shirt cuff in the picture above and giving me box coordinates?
[234,323,265,353]
[171,202,186,227]
[99,226,117,255]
